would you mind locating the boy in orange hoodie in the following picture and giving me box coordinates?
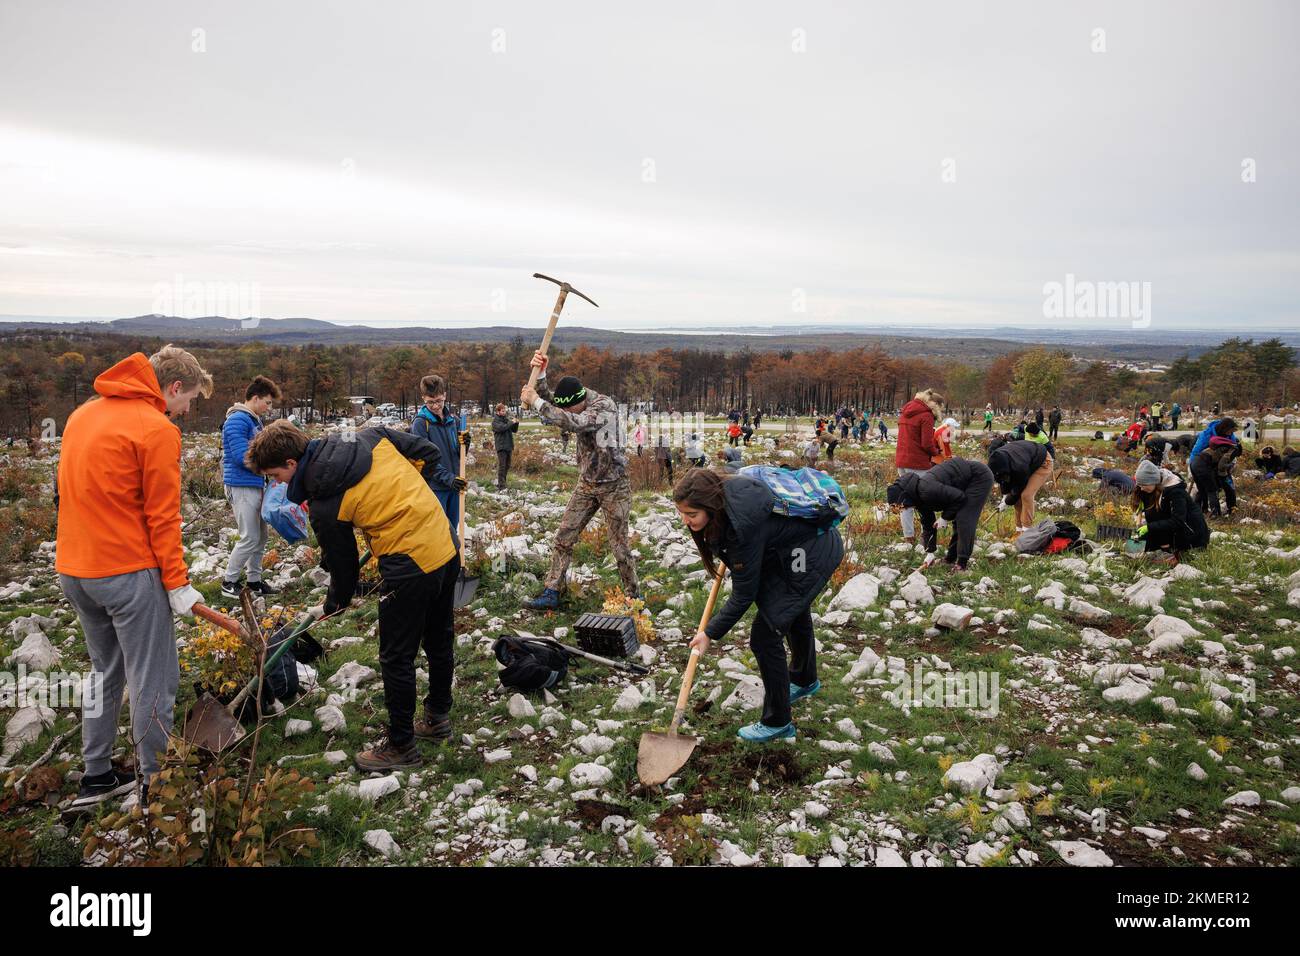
[57,345,213,810]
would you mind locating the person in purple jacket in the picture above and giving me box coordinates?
[221,375,280,598]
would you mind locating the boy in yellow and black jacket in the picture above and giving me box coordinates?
[245,421,463,772]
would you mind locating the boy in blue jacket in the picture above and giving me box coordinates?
[221,375,280,598]
[409,374,469,529]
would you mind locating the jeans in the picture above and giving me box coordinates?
[223,484,267,583]
[896,466,930,537]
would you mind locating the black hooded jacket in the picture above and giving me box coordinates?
[703,476,844,641]
[895,457,992,518]
[987,439,1049,499]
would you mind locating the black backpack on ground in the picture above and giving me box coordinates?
[492,635,568,691]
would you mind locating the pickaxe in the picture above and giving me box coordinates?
[527,273,599,388]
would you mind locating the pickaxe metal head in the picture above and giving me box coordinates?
[533,272,599,308]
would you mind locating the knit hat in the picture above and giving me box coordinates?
[943,418,958,429]
[552,376,587,407]
[1134,459,1162,486]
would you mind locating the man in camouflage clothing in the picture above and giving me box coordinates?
[519,350,638,609]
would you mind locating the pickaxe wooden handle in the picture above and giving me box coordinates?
[527,273,598,389]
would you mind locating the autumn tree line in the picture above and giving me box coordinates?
[1,329,1295,438]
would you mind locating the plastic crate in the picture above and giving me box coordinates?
[1095,524,1132,542]
[574,612,640,658]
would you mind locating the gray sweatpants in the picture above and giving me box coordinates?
[60,568,178,778]
[897,466,931,538]
[223,484,267,583]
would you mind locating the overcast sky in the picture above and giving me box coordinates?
[1,0,1297,332]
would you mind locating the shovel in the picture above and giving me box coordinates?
[183,604,314,752]
[636,569,725,786]
[454,416,479,608]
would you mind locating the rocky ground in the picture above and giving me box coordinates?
[2,425,1299,867]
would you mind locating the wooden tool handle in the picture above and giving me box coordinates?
[194,602,245,638]
[668,570,727,733]
[458,425,468,545]
[526,287,568,389]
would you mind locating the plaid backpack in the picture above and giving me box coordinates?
[738,465,850,532]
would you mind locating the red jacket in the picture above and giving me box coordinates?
[896,398,939,470]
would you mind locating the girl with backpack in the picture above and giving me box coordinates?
[1130,459,1208,562]
[673,468,844,742]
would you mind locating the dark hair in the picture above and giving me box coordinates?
[1026,423,1040,436]
[672,468,732,578]
[245,420,309,473]
[420,374,447,398]
[1132,483,1163,515]
[246,375,281,401]
[986,435,1007,457]
[1214,417,1236,436]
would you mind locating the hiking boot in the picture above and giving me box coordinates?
[354,738,423,772]
[523,587,561,611]
[247,579,278,596]
[220,578,242,600]
[737,721,797,742]
[414,711,452,743]
[788,678,821,704]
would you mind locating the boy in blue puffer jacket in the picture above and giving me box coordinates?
[221,375,281,598]
[409,374,468,530]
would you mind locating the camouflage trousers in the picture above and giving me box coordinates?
[544,477,638,596]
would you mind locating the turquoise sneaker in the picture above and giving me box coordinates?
[737,721,797,742]
[789,678,821,703]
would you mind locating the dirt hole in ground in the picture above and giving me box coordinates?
[573,798,633,830]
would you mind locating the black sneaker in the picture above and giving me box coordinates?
[65,768,136,812]
[247,580,278,596]
[220,579,242,599]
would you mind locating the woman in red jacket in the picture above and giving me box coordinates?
[894,388,944,543]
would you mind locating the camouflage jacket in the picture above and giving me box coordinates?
[534,374,626,484]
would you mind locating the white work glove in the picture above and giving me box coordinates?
[935,517,948,529]
[921,552,938,568]
[996,499,1009,513]
[168,584,204,618]
[305,604,326,621]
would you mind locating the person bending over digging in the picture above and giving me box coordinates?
[1130,459,1208,564]
[519,350,638,609]
[244,420,459,772]
[885,456,994,572]
[673,468,843,742]
[987,435,1053,533]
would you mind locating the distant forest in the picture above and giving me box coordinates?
[1,326,1295,438]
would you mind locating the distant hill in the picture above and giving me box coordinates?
[2,314,1295,362]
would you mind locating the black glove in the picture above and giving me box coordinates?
[1004,493,1020,506]
[459,430,472,447]
[453,476,468,492]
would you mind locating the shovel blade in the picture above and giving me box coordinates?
[454,571,479,608]
[636,730,699,786]
[182,693,246,752]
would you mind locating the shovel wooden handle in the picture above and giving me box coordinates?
[526,286,568,390]
[194,603,246,638]
[669,570,726,734]
[458,424,468,549]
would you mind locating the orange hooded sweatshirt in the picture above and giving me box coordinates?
[55,353,189,590]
